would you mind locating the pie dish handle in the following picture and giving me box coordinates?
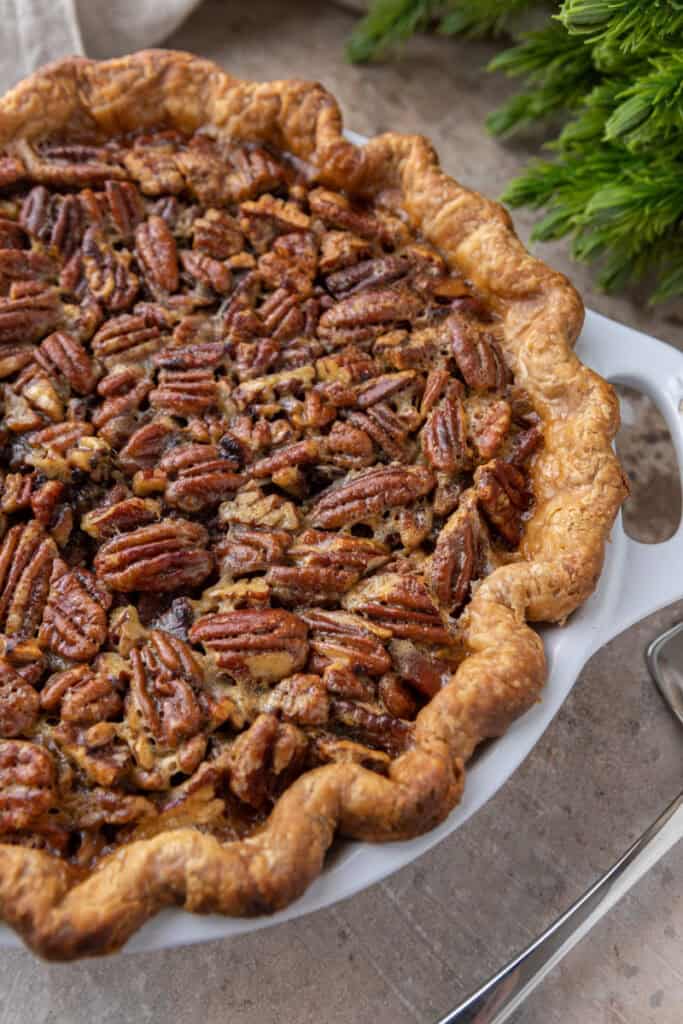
[576,310,683,650]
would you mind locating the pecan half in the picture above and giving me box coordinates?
[180,250,231,295]
[36,331,98,395]
[319,286,423,335]
[309,465,434,529]
[344,573,451,645]
[189,609,309,682]
[422,381,470,474]
[0,522,56,637]
[450,318,509,392]
[91,310,168,368]
[135,216,179,296]
[40,665,122,725]
[128,631,205,750]
[427,509,480,617]
[265,674,329,726]
[82,227,139,312]
[105,180,145,241]
[215,525,291,576]
[81,496,161,539]
[475,459,529,545]
[38,563,111,661]
[192,208,244,258]
[160,443,242,512]
[329,699,413,756]
[0,286,59,345]
[94,519,212,592]
[0,740,55,832]
[149,368,217,415]
[301,609,391,676]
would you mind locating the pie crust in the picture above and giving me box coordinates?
[0,50,627,959]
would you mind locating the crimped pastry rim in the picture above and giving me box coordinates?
[0,49,628,959]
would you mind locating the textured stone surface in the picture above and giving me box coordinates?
[1,1,681,1020]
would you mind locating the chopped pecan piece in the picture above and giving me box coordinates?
[309,465,434,529]
[216,525,291,576]
[38,563,111,661]
[258,232,317,295]
[475,459,530,545]
[94,519,212,592]
[82,227,139,312]
[0,658,40,736]
[388,638,453,698]
[378,672,419,720]
[135,216,179,296]
[0,741,55,832]
[189,609,309,682]
[310,732,390,773]
[507,423,542,467]
[228,713,307,808]
[180,250,232,295]
[265,674,329,726]
[422,381,469,474]
[468,397,512,460]
[301,609,391,676]
[225,145,287,202]
[318,230,373,273]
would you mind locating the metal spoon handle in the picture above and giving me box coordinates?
[436,792,683,1024]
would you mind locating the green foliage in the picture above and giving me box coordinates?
[344,0,683,301]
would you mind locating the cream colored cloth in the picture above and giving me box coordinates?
[0,0,202,93]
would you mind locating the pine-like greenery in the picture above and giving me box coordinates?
[346,0,683,302]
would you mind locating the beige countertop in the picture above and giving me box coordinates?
[2,2,681,1020]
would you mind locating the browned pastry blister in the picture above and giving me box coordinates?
[0,51,627,959]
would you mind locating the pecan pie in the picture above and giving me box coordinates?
[0,52,627,958]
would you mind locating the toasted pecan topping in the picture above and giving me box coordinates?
[0,121,539,864]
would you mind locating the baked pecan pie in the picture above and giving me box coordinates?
[0,52,627,958]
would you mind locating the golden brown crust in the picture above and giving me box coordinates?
[0,49,627,959]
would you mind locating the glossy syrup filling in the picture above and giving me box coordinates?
[0,129,540,865]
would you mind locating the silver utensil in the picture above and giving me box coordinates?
[435,624,683,1024]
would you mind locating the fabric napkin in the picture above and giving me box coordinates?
[0,0,202,94]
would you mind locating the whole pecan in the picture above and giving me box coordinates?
[0,740,55,832]
[301,609,391,677]
[159,443,243,512]
[135,216,179,296]
[228,713,307,808]
[422,381,469,474]
[36,331,98,395]
[38,563,111,661]
[94,519,212,592]
[0,522,56,638]
[82,226,139,312]
[475,459,530,545]
[344,573,451,645]
[0,658,40,736]
[91,310,168,368]
[149,367,217,415]
[309,464,434,529]
[40,664,122,725]
[427,511,480,617]
[189,608,309,683]
[450,318,510,392]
